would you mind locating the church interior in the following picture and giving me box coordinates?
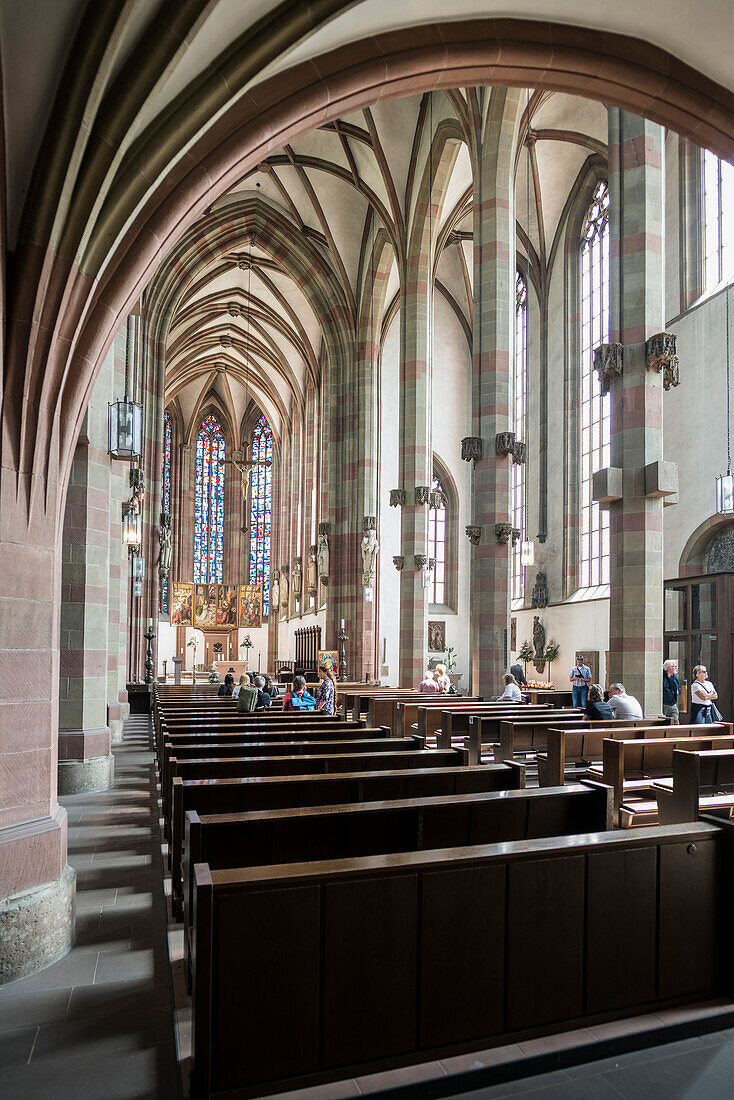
[1,1,734,1097]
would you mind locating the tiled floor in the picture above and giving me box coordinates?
[0,716,180,1099]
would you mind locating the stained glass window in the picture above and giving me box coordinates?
[160,409,172,614]
[249,415,273,615]
[580,180,610,588]
[428,472,446,605]
[512,272,527,601]
[704,149,734,290]
[194,414,225,583]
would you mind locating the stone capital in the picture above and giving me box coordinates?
[593,342,624,395]
[465,525,481,545]
[389,489,406,508]
[461,436,482,462]
[429,490,444,510]
[363,515,377,531]
[414,486,430,506]
[393,555,405,571]
[494,523,513,544]
[495,431,516,457]
[511,527,521,546]
[414,554,429,569]
[512,440,527,465]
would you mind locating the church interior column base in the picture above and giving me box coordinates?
[58,754,115,795]
[0,864,76,986]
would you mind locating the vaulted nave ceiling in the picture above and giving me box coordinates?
[164,87,607,441]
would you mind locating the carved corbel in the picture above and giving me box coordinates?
[429,490,445,510]
[465,525,481,545]
[414,486,430,506]
[645,331,680,390]
[495,432,516,457]
[512,440,527,465]
[389,489,406,507]
[511,528,521,546]
[495,523,513,544]
[414,554,429,570]
[593,343,624,395]
[393,555,405,571]
[318,522,331,536]
[363,515,377,531]
[461,436,482,462]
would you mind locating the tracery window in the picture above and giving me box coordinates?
[249,414,273,616]
[703,149,734,289]
[512,272,527,601]
[579,180,610,588]
[194,414,225,583]
[428,472,446,605]
[159,409,172,613]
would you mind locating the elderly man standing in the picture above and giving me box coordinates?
[662,660,680,724]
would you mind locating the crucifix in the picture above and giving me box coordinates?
[225,451,272,502]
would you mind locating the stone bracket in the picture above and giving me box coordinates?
[465,525,481,545]
[414,554,429,570]
[389,489,406,507]
[593,343,623,395]
[414,486,430,506]
[318,521,331,536]
[646,331,680,390]
[461,436,482,462]
[644,460,679,505]
[592,467,624,505]
[512,440,527,465]
[495,432,516,457]
[363,515,376,531]
[495,523,513,544]
[393,555,405,571]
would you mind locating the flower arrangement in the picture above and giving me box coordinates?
[208,666,221,684]
[543,638,560,681]
[444,646,457,672]
[518,640,534,673]
[240,635,254,650]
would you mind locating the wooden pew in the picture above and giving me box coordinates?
[182,781,611,963]
[366,694,482,734]
[191,819,731,1099]
[434,705,577,749]
[419,702,551,743]
[655,747,734,826]
[169,747,470,905]
[497,717,670,774]
[536,718,677,787]
[155,711,349,758]
[594,728,734,825]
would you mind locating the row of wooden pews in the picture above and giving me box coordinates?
[154,683,734,1100]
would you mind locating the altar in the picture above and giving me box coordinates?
[213,660,249,680]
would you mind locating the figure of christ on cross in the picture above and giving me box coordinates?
[224,452,272,502]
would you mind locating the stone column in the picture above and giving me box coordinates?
[469,89,519,697]
[58,436,115,794]
[108,324,129,741]
[596,111,673,714]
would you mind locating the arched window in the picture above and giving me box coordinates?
[704,150,734,289]
[159,410,172,613]
[512,272,527,601]
[428,471,446,605]
[249,414,273,616]
[194,414,225,583]
[579,180,610,587]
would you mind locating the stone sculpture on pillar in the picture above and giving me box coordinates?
[361,519,379,586]
[271,571,280,615]
[158,514,172,577]
[291,558,302,601]
[280,565,289,612]
[307,546,318,598]
[317,531,330,585]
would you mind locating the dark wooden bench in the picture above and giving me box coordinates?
[536,719,678,788]
[436,707,580,752]
[419,702,554,742]
[498,717,670,773]
[182,781,611,964]
[592,729,734,826]
[191,820,730,1099]
[655,747,734,826]
[367,695,482,734]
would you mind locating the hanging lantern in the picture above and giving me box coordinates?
[108,399,142,459]
[132,555,146,579]
[122,502,142,551]
[521,540,535,567]
[716,473,734,515]
[132,578,143,598]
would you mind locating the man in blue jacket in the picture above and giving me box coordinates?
[662,659,680,724]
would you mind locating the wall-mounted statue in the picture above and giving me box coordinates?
[271,571,280,616]
[280,567,289,612]
[307,545,318,598]
[292,558,302,600]
[158,514,172,577]
[361,526,379,586]
[532,615,546,662]
[317,531,329,583]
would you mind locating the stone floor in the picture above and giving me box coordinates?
[0,716,180,1099]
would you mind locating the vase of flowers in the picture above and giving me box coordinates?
[543,638,560,683]
[518,640,534,679]
[444,646,462,689]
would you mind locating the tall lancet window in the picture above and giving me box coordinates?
[250,414,273,616]
[160,409,172,613]
[428,472,446,605]
[194,414,225,583]
[704,149,734,289]
[580,180,610,587]
[512,272,528,601]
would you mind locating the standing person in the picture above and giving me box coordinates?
[662,659,680,724]
[236,675,258,713]
[283,675,317,712]
[608,683,643,719]
[434,663,451,693]
[690,665,718,723]
[496,673,523,703]
[585,684,613,721]
[419,669,440,694]
[570,655,592,709]
[217,673,234,697]
[315,662,337,716]
[253,674,272,711]
[510,661,527,688]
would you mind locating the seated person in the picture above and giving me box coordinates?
[253,674,272,711]
[236,675,259,713]
[419,669,440,694]
[231,674,247,699]
[217,673,234,697]
[434,663,451,693]
[607,682,643,719]
[283,675,316,711]
[510,661,528,688]
[496,672,523,703]
[585,683,613,720]
[263,674,279,698]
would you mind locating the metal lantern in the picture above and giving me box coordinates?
[108,399,142,459]
[122,503,142,551]
[132,555,146,579]
[132,578,143,598]
[716,473,734,515]
[520,540,536,567]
